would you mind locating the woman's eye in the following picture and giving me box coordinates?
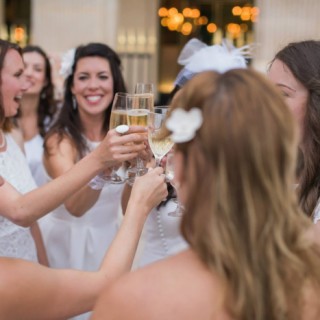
[99,75,109,80]
[78,76,88,81]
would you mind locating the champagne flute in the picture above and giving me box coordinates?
[165,152,183,217]
[148,107,174,167]
[108,92,128,184]
[126,93,153,185]
[134,83,154,173]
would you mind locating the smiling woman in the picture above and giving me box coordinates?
[39,43,130,320]
[0,39,165,320]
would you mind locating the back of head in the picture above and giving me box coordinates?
[169,69,320,319]
[274,40,320,217]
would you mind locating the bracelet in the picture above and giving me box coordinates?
[88,173,110,190]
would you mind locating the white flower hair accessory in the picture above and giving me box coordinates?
[166,108,203,143]
[59,48,76,78]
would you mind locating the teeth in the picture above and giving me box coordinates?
[86,96,101,102]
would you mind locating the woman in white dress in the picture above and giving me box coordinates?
[15,45,57,187]
[40,43,130,280]
[0,39,167,319]
[268,40,320,224]
[0,39,148,261]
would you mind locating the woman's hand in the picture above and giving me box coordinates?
[94,126,147,168]
[128,167,168,217]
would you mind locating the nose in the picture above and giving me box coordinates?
[21,74,32,92]
[87,77,99,90]
[23,65,32,77]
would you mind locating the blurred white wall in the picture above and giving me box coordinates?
[253,0,320,72]
[31,0,118,51]
[30,0,159,96]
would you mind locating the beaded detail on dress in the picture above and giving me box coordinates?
[0,134,37,261]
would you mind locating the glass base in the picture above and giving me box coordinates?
[126,166,148,186]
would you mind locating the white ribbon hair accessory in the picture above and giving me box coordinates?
[175,38,251,87]
[59,48,76,78]
[166,108,203,143]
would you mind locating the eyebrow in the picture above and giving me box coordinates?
[276,83,296,92]
[77,71,110,75]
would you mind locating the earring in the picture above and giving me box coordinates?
[72,96,77,110]
[41,91,47,99]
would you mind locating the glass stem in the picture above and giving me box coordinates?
[136,156,144,169]
[155,157,162,167]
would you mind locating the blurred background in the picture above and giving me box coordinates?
[0,0,319,103]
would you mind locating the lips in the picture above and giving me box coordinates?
[14,95,22,103]
[86,95,103,103]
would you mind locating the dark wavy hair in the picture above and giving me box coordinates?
[271,40,320,218]
[19,45,56,137]
[45,42,126,158]
[0,39,21,131]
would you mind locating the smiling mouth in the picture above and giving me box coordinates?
[86,95,102,103]
[14,95,22,103]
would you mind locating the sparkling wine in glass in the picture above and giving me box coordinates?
[126,93,153,185]
[108,92,128,184]
[165,152,183,217]
[134,83,154,172]
[148,107,174,167]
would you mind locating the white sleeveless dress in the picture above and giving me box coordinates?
[0,133,38,262]
[134,200,188,268]
[39,139,124,271]
[24,134,47,187]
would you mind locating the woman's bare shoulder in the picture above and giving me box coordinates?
[92,250,228,320]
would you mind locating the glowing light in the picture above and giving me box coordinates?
[181,22,192,35]
[168,7,178,17]
[251,7,260,15]
[182,7,192,17]
[191,9,200,18]
[232,6,242,16]
[198,16,208,25]
[227,23,241,38]
[172,13,184,24]
[14,27,25,42]
[240,11,251,21]
[207,23,217,33]
[161,18,168,27]
[158,7,168,17]
[168,20,178,31]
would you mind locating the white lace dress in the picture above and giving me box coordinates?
[133,200,188,268]
[0,133,38,262]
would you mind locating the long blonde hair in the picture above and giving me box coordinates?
[170,70,320,319]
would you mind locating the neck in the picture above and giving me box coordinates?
[20,95,40,117]
[80,112,105,142]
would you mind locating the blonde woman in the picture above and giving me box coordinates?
[92,69,320,320]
